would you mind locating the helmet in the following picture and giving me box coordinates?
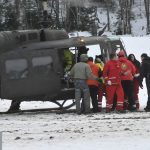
[117,50,125,57]
[80,54,88,62]
[95,58,102,63]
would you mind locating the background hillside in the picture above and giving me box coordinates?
[0,0,149,36]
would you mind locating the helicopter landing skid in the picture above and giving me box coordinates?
[0,99,76,115]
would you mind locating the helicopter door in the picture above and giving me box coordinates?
[1,49,62,100]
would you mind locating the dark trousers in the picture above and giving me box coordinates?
[89,85,98,112]
[146,77,150,109]
[121,80,135,108]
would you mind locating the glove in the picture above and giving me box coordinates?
[98,78,103,83]
[107,80,112,85]
[134,73,140,78]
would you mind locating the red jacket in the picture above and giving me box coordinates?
[119,57,136,80]
[103,59,122,84]
[87,61,99,87]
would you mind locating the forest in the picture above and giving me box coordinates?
[0,0,150,35]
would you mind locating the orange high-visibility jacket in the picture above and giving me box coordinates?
[87,61,99,87]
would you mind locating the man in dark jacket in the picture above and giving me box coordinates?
[140,53,150,112]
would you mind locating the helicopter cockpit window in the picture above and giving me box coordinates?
[5,59,28,79]
[32,56,53,75]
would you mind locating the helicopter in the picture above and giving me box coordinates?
[0,29,126,112]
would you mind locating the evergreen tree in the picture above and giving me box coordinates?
[65,5,99,34]
[0,1,20,30]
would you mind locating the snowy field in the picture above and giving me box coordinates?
[0,36,150,150]
[1,110,150,150]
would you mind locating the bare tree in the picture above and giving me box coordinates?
[144,0,150,34]
[105,0,110,31]
[119,0,132,34]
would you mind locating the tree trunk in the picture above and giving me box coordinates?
[144,0,150,34]
[119,0,132,34]
[106,2,110,31]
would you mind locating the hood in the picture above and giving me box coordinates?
[80,54,88,62]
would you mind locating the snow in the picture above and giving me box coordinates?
[1,111,150,150]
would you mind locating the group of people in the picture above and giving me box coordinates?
[70,49,150,114]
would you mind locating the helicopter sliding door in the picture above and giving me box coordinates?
[0,49,62,100]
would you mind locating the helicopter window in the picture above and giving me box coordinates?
[32,56,53,75]
[5,59,28,79]
[28,33,38,40]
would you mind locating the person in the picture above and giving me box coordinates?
[103,53,124,113]
[95,56,105,112]
[87,57,102,113]
[70,54,98,114]
[139,53,150,112]
[77,46,89,62]
[117,50,136,111]
[128,54,141,110]
[64,49,74,72]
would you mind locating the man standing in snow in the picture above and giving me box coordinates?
[140,53,150,112]
[103,53,124,113]
[117,50,136,111]
[70,54,98,114]
[87,57,101,113]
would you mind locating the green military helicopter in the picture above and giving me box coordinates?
[0,29,125,113]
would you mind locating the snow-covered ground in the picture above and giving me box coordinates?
[1,111,150,150]
[0,35,150,150]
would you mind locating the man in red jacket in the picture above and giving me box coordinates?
[103,53,124,113]
[87,57,101,112]
[117,50,136,111]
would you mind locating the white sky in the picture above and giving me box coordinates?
[121,37,150,60]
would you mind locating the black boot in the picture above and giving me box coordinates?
[128,105,136,112]
[144,107,150,112]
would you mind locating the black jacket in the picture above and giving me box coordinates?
[140,57,150,78]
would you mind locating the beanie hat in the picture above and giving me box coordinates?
[141,53,148,58]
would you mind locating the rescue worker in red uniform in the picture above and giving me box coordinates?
[87,57,102,113]
[117,50,136,111]
[103,53,124,113]
[128,54,141,110]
